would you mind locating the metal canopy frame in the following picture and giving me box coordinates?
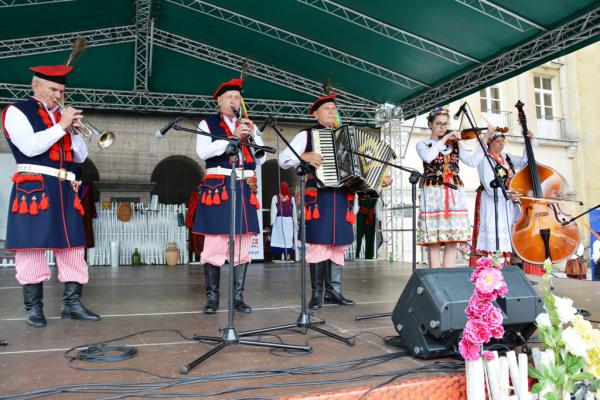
[166,0,429,90]
[0,83,377,122]
[399,6,600,118]
[297,0,479,65]
[0,1,597,123]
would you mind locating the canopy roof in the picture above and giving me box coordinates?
[0,0,598,123]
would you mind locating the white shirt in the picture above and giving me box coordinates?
[415,138,484,167]
[4,103,88,163]
[592,240,600,264]
[278,129,309,169]
[195,114,266,166]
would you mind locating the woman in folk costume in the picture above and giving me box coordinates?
[469,130,531,266]
[1,65,100,327]
[191,78,266,314]
[269,181,297,261]
[416,106,492,268]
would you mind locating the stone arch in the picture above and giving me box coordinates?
[261,158,298,210]
[79,158,100,202]
[151,156,204,204]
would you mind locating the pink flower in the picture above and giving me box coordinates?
[482,350,495,361]
[494,282,508,298]
[459,338,481,361]
[490,324,505,339]
[475,268,504,295]
[476,257,494,268]
[481,306,504,328]
[466,294,494,319]
[463,319,491,345]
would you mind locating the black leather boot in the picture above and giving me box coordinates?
[234,263,252,313]
[23,283,46,327]
[61,282,101,320]
[203,264,220,314]
[324,261,355,305]
[308,261,326,309]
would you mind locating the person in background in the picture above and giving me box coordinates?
[269,181,297,261]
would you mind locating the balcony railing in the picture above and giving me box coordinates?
[482,111,514,131]
[536,117,569,140]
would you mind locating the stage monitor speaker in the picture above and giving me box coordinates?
[391,265,543,359]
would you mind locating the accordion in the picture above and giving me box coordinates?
[312,125,396,194]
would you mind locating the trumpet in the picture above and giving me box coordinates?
[58,103,115,149]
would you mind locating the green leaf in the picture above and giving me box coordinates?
[529,366,545,380]
[531,382,546,393]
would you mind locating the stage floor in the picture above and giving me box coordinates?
[0,261,598,399]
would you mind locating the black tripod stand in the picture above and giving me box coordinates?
[168,122,311,374]
[237,118,354,346]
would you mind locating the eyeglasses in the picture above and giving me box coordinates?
[433,122,449,127]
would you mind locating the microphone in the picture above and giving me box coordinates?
[155,117,182,139]
[453,102,467,120]
[259,116,273,132]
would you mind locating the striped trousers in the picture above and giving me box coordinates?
[306,244,348,266]
[15,247,89,285]
[200,234,253,267]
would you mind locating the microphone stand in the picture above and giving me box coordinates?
[345,148,456,321]
[236,117,355,346]
[169,123,310,374]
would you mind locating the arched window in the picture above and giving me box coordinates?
[151,156,203,204]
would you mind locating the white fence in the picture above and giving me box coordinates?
[88,202,188,266]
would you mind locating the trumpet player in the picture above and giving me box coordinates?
[191,78,266,314]
[1,64,100,327]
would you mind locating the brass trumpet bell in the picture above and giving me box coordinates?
[78,121,115,149]
[58,103,115,149]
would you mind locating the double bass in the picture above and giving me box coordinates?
[509,100,579,264]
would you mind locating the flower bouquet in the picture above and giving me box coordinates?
[529,259,600,400]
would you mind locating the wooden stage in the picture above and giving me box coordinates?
[0,260,598,399]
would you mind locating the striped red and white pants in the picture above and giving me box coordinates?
[15,247,89,285]
[306,244,348,266]
[201,234,253,267]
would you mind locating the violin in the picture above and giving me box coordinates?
[443,126,508,142]
[509,100,578,264]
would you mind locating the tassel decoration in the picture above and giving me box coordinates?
[212,190,221,205]
[39,193,49,210]
[346,209,354,224]
[221,186,229,201]
[11,196,19,213]
[206,190,213,206]
[29,196,39,215]
[312,204,320,219]
[73,195,84,216]
[19,196,28,215]
[250,192,260,209]
[201,191,207,204]
[305,206,312,221]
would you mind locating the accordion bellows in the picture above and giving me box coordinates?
[312,125,396,194]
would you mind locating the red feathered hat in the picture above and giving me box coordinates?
[30,65,74,84]
[308,93,337,114]
[212,78,243,99]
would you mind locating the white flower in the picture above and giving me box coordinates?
[561,327,588,357]
[535,312,552,328]
[553,295,577,324]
